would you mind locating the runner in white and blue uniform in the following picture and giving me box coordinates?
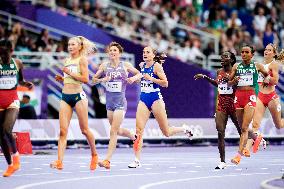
[140,61,163,110]
[128,46,193,168]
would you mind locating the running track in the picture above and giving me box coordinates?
[1,146,283,189]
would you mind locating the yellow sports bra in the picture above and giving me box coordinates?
[63,57,82,85]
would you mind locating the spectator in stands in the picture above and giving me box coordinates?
[227,10,242,29]
[262,21,279,49]
[80,0,94,16]
[8,23,22,49]
[188,39,203,61]
[36,29,50,51]
[253,7,267,33]
[19,94,37,119]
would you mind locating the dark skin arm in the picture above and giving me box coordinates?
[15,59,33,89]
[194,71,218,87]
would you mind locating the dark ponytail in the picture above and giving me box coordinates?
[153,51,167,64]
[228,51,236,67]
[0,39,13,65]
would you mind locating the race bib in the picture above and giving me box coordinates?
[0,77,17,89]
[218,83,233,94]
[238,74,253,86]
[64,65,78,77]
[141,80,158,93]
[106,81,122,92]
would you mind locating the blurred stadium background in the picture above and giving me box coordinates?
[1,0,284,145]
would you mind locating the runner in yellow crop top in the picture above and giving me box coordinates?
[51,36,98,171]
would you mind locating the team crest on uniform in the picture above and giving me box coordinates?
[250,64,253,68]
[0,64,2,69]
[10,64,15,69]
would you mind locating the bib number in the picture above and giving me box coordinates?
[64,65,78,77]
[141,80,155,93]
[218,83,233,94]
[238,74,253,86]
[106,81,122,92]
[0,77,17,89]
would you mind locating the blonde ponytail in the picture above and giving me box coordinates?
[276,49,284,62]
[70,36,97,56]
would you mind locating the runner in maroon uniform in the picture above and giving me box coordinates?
[194,51,240,169]
[194,51,258,169]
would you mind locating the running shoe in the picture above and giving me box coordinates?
[242,148,250,157]
[215,162,227,169]
[252,134,263,153]
[90,154,98,170]
[133,134,142,152]
[231,154,241,165]
[182,124,193,140]
[128,160,141,168]
[98,160,110,169]
[3,165,17,177]
[261,138,267,150]
[50,160,63,170]
[12,154,20,170]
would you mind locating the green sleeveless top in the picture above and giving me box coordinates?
[236,61,259,95]
[0,58,19,89]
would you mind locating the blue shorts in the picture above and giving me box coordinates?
[106,95,127,112]
[62,91,87,108]
[140,92,163,110]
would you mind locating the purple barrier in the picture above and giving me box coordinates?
[36,8,113,45]
[20,6,215,118]
[23,69,48,119]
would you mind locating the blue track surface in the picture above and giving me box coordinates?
[1,146,283,189]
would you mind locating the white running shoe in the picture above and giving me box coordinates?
[260,138,267,150]
[182,124,193,140]
[215,162,226,169]
[128,160,141,168]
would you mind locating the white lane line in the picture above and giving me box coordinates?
[79,166,87,168]
[142,164,153,166]
[261,168,268,170]
[145,168,152,170]
[185,170,198,173]
[268,164,284,166]
[164,172,177,174]
[195,166,201,168]
[79,171,90,173]
[235,169,242,171]
[261,176,283,189]
[99,170,110,172]
[14,173,53,177]
[59,171,72,174]
[169,167,176,169]
[227,165,237,167]
[14,173,160,189]
[76,163,87,165]
[33,168,42,170]
[120,169,130,171]
[139,172,271,189]
[41,164,50,166]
